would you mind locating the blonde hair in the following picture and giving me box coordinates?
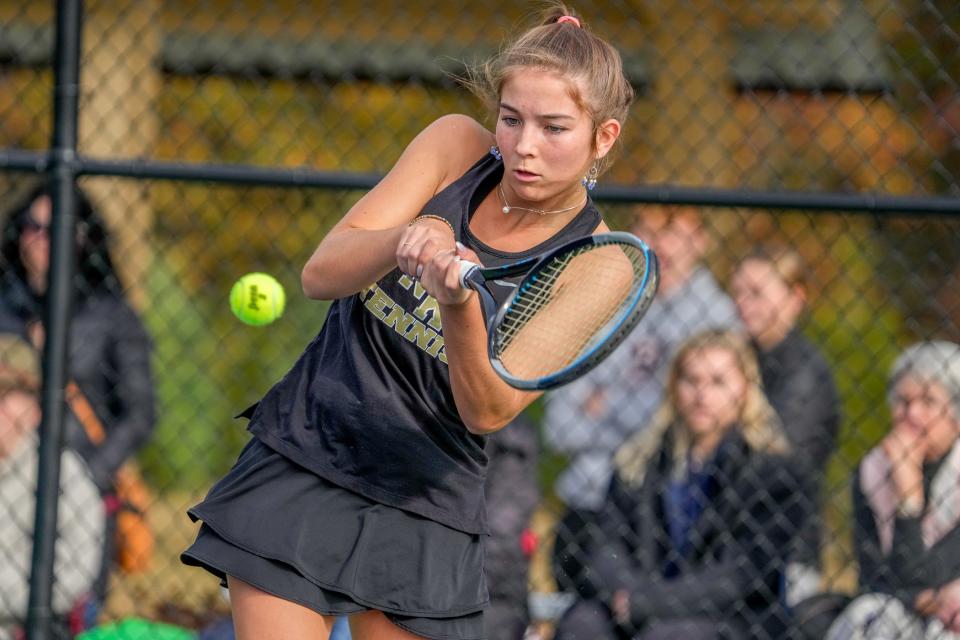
[461,2,634,175]
[614,329,789,487]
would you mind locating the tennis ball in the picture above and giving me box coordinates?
[230,272,286,326]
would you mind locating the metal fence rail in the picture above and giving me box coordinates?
[0,1,958,639]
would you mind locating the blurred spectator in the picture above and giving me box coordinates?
[0,183,156,598]
[0,333,104,640]
[543,206,740,613]
[730,245,840,606]
[553,329,807,640]
[826,341,960,639]
[730,245,839,480]
[544,206,740,512]
[484,412,541,640]
[0,182,156,491]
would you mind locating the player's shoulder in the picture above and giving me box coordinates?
[419,115,493,163]
[408,114,494,188]
[426,113,490,140]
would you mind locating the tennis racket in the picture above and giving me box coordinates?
[458,231,658,391]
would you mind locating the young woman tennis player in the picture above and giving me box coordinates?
[181,4,633,639]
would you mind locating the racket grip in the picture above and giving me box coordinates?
[458,259,480,289]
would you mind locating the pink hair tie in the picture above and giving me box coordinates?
[557,15,581,27]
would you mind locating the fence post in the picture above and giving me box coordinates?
[26,0,83,638]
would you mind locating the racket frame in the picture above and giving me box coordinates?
[459,231,659,390]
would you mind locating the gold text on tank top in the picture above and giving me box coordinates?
[359,274,447,364]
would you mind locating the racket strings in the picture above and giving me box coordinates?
[499,258,640,375]
[495,242,649,379]
[499,251,578,335]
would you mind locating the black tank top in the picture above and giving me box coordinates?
[247,151,600,533]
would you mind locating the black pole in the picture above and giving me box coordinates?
[26,1,82,638]
[3,146,960,215]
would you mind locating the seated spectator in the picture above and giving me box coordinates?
[731,245,840,605]
[543,207,740,616]
[553,329,807,640]
[0,182,156,601]
[826,341,960,640]
[0,334,105,639]
[0,182,156,494]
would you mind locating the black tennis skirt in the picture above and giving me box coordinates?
[181,437,488,640]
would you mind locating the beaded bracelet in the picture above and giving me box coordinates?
[409,214,455,238]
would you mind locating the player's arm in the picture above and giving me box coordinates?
[418,245,541,435]
[445,306,540,434]
[301,114,490,300]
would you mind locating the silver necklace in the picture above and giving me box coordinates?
[498,183,587,216]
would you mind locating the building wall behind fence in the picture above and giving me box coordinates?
[0,0,958,637]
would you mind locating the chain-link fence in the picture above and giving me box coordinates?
[1,1,959,639]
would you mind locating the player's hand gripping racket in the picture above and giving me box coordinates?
[458,231,658,390]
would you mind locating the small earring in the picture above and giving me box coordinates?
[490,146,502,161]
[581,162,599,190]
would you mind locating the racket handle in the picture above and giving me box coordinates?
[458,259,480,289]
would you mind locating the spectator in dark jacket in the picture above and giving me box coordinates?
[0,182,155,604]
[731,245,840,605]
[0,182,155,492]
[553,329,807,640]
[826,341,960,639]
[484,412,541,640]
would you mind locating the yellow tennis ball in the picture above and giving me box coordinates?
[230,272,286,326]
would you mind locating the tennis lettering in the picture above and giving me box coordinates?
[359,275,447,364]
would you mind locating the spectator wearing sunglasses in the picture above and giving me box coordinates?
[0,182,155,602]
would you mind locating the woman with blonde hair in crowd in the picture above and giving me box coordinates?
[553,329,808,640]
